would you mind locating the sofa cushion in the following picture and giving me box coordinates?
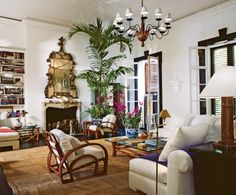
[159,124,209,161]
[130,158,167,184]
[165,113,193,131]
[0,128,19,141]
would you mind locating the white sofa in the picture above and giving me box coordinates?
[129,114,226,195]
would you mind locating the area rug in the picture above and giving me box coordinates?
[0,139,144,195]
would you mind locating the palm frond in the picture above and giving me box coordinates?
[68,17,133,97]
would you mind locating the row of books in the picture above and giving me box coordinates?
[0,87,24,95]
[1,66,24,73]
[0,51,24,60]
[0,96,24,105]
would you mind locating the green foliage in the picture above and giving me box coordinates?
[121,107,142,129]
[68,18,133,99]
[86,103,115,119]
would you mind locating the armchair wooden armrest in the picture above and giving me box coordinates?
[60,142,108,178]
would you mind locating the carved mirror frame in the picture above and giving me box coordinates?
[44,37,78,98]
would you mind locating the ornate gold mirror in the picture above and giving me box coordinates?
[45,37,77,98]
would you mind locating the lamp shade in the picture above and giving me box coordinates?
[200,66,236,98]
[159,109,171,119]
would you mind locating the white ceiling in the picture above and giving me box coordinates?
[0,0,230,26]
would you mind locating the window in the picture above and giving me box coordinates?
[126,51,163,129]
[191,28,236,115]
[211,43,236,115]
[125,75,138,113]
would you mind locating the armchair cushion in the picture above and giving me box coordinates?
[83,146,105,159]
[102,114,116,129]
[159,124,209,161]
[88,125,98,131]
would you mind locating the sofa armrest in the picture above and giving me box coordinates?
[168,150,193,172]
[167,150,195,195]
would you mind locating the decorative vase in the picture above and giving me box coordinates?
[125,128,139,138]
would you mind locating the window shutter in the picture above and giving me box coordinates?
[212,47,227,116]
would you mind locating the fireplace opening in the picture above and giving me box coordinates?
[46,106,79,134]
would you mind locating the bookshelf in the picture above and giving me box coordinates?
[0,49,24,107]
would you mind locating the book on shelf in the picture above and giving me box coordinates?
[0,76,14,84]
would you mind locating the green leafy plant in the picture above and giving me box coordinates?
[69,18,133,106]
[86,103,115,119]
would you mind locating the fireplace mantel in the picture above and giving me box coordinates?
[42,99,82,130]
[43,102,81,109]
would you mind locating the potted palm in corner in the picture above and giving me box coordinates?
[69,18,133,118]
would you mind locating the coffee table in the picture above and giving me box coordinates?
[106,136,166,158]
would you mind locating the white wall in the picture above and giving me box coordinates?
[133,0,236,115]
[0,0,235,125]
[0,18,133,126]
[0,18,26,49]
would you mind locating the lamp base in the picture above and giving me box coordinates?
[213,141,236,151]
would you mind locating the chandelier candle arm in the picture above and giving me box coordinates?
[113,0,172,47]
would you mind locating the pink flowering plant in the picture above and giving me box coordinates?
[115,102,142,129]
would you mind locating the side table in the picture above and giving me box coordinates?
[16,126,40,142]
[189,143,236,195]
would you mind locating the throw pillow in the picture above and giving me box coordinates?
[159,124,209,161]
[65,134,86,156]
[165,113,193,131]
[205,116,221,142]
[190,115,216,126]
[60,140,75,163]
[0,112,8,120]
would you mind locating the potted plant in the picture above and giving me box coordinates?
[114,102,142,138]
[68,18,133,116]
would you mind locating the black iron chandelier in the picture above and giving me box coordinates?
[113,0,172,47]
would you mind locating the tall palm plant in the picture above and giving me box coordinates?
[69,18,133,106]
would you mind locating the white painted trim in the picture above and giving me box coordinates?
[24,18,70,32]
[173,0,236,28]
[0,46,25,52]
[0,17,23,27]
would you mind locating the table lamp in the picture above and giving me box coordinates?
[200,66,236,150]
[159,109,171,125]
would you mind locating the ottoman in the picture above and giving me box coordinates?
[0,128,19,150]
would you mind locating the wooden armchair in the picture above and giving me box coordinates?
[45,129,108,183]
[87,114,117,139]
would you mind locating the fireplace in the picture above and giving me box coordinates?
[42,101,82,134]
